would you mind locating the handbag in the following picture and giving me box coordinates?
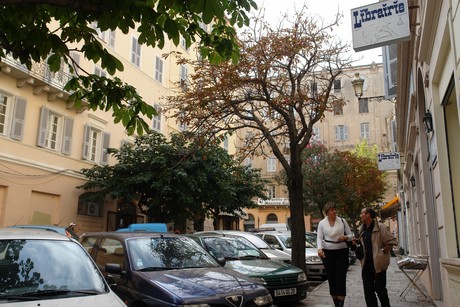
[341,218,356,251]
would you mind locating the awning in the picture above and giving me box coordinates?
[380,196,400,220]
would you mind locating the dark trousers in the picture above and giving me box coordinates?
[323,248,349,296]
[362,262,391,307]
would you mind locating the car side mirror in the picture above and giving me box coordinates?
[216,257,226,266]
[105,263,124,275]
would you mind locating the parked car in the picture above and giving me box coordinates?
[256,231,327,280]
[195,230,292,263]
[306,231,356,265]
[80,232,273,307]
[189,233,308,305]
[9,224,79,240]
[0,228,126,306]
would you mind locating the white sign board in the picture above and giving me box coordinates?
[351,0,410,52]
[377,152,401,170]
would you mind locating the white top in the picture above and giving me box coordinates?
[317,217,353,250]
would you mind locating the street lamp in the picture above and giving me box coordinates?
[351,72,364,98]
[423,110,434,133]
[410,175,416,187]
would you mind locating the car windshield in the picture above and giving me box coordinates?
[305,235,317,248]
[201,237,266,260]
[238,234,270,249]
[0,239,107,297]
[277,234,292,248]
[127,237,218,270]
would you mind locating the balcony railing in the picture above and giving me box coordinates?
[1,53,73,92]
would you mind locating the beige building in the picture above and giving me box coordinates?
[396,0,460,305]
[236,63,399,232]
[0,24,201,233]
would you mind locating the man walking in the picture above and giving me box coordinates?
[358,207,397,307]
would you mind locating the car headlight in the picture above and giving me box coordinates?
[298,272,307,282]
[251,277,267,285]
[306,256,322,263]
[253,294,273,306]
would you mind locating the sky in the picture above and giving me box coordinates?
[252,0,383,66]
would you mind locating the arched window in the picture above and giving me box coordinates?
[244,214,255,231]
[266,213,278,223]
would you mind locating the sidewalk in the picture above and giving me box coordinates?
[304,258,437,307]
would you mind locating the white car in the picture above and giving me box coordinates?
[195,230,292,263]
[256,231,327,280]
[0,228,126,306]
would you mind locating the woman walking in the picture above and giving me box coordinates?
[317,202,353,307]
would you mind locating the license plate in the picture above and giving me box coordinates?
[274,288,297,297]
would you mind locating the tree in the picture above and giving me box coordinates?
[302,143,387,234]
[78,131,267,231]
[0,0,257,134]
[165,5,355,271]
[301,142,346,218]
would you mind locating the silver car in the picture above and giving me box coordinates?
[256,231,327,280]
[0,228,126,306]
[195,230,292,264]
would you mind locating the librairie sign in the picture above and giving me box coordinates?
[351,0,410,52]
[377,152,401,170]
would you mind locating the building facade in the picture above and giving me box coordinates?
[0,24,201,233]
[396,0,460,305]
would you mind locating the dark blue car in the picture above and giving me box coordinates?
[80,232,274,307]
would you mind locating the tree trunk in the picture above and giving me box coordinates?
[287,160,307,273]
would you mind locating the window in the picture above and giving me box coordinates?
[267,157,277,172]
[360,122,370,139]
[333,102,343,115]
[83,124,111,164]
[244,157,253,168]
[37,107,74,153]
[335,125,348,141]
[268,186,276,199]
[152,104,161,132]
[311,126,320,142]
[223,136,229,151]
[334,79,341,92]
[177,110,187,131]
[91,22,115,48]
[266,213,278,223]
[359,98,369,113]
[180,64,188,90]
[94,66,106,77]
[0,93,10,135]
[180,35,189,51]
[95,238,125,268]
[131,36,141,67]
[155,56,163,83]
[0,94,27,141]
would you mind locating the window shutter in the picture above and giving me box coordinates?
[334,126,338,140]
[10,97,27,140]
[100,131,111,165]
[383,44,397,99]
[61,117,74,155]
[37,106,49,147]
[344,125,349,140]
[82,124,90,160]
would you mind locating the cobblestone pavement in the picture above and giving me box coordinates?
[288,257,437,307]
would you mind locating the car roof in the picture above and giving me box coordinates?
[0,227,73,241]
[81,231,183,240]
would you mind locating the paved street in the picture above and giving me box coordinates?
[288,258,436,307]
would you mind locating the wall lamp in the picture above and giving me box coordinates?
[351,72,364,98]
[423,110,433,133]
[410,175,416,187]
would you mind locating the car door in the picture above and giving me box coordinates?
[94,238,130,302]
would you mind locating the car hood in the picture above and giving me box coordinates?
[224,258,301,278]
[0,292,126,306]
[136,267,266,301]
[261,248,291,261]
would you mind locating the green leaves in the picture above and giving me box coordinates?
[0,0,257,134]
[78,131,266,225]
